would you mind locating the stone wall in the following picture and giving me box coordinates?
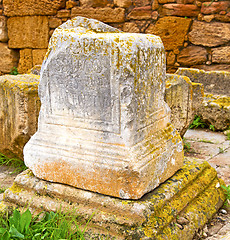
[0,0,229,74]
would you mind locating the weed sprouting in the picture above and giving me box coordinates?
[0,208,87,240]
[189,115,209,129]
[0,153,27,174]
[10,67,18,75]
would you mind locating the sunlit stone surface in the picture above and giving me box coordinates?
[24,17,184,199]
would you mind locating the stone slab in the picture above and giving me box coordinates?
[24,17,184,199]
[184,129,227,144]
[7,16,49,49]
[0,74,40,159]
[3,159,226,239]
[3,0,65,16]
[165,73,194,137]
[176,68,230,130]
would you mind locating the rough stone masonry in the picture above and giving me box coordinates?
[24,17,184,199]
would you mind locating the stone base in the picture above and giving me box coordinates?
[3,159,226,240]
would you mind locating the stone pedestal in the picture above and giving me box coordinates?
[24,17,184,199]
[3,159,226,239]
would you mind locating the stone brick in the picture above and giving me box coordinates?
[188,21,230,47]
[133,0,151,6]
[0,16,8,42]
[123,22,140,32]
[0,74,40,159]
[146,16,191,51]
[66,0,78,9]
[159,0,176,4]
[212,46,230,64]
[203,14,214,22]
[18,49,33,74]
[3,0,65,16]
[166,51,176,65]
[71,7,125,23]
[48,17,62,29]
[191,64,230,72]
[177,46,207,66]
[201,1,230,14]
[127,6,152,20]
[56,9,71,18]
[79,0,109,7]
[32,49,47,66]
[162,3,199,16]
[152,0,159,10]
[114,0,132,8]
[215,14,230,22]
[0,42,19,74]
[7,16,49,49]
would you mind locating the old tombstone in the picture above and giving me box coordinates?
[24,16,184,199]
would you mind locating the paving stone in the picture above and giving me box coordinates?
[184,129,227,144]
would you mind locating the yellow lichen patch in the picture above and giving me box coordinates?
[0,202,7,215]
[9,182,22,194]
[143,164,217,238]
[204,94,230,109]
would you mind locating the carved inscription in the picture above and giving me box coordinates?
[48,49,112,122]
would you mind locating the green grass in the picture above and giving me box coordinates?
[221,185,230,207]
[0,153,27,174]
[10,67,18,75]
[0,208,89,240]
[189,115,209,129]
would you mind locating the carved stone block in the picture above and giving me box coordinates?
[24,17,184,199]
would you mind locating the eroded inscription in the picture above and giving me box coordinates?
[48,46,112,122]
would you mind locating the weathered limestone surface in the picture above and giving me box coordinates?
[7,16,49,49]
[0,74,40,159]
[71,7,125,23]
[146,16,191,51]
[188,21,230,47]
[0,42,19,74]
[4,160,226,239]
[165,74,194,137]
[3,0,65,16]
[0,16,8,42]
[24,17,184,200]
[176,68,230,130]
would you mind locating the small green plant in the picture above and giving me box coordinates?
[183,140,191,153]
[0,187,6,194]
[0,153,27,173]
[0,208,87,239]
[209,124,215,131]
[219,147,224,154]
[189,115,209,129]
[221,185,230,206]
[227,133,230,140]
[10,67,18,75]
